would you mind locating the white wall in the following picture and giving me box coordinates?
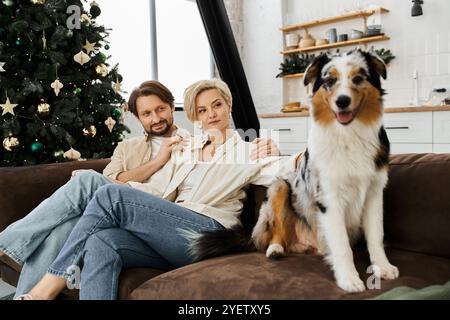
[241,0,450,114]
[241,0,284,115]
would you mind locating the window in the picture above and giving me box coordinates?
[155,0,213,104]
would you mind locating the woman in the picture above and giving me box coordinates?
[17,79,287,300]
[0,80,190,298]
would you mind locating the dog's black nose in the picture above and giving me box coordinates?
[336,95,351,109]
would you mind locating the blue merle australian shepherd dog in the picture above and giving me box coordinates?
[187,49,399,293]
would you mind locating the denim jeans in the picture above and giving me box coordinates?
[0,171,111,297]
[48,184,225,300]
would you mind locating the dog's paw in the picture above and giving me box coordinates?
[266,243,284,259]
[372,263,399,280]
[336,274,366,293]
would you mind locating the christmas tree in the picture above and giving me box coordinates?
[0,0,129,166]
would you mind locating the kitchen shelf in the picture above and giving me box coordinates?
[281,35,390,55]
[280,8,389,33]
[282,73,304,79]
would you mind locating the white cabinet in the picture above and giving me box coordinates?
[259,117,308,156]
[433,111,450,144]
[383,112,433,144]
[433,144,450,153]
[259,110,450,155]
[390,144,433,154]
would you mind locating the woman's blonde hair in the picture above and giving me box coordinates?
[183,79,233,121]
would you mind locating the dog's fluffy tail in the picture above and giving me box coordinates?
[179,226,256,262]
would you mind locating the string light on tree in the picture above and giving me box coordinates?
[30,0,46,5]
[54,150,64,158]
[2,0,14,7]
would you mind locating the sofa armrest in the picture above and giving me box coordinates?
[0,159,110,231]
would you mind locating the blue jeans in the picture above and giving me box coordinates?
[0,171,111,297]
[48,184,225,300]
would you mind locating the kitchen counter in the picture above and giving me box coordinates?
[259,105,450,118]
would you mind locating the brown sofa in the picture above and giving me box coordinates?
[1,153,450,299]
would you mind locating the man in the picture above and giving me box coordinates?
[0,80,279,297]
[0,81,187,296]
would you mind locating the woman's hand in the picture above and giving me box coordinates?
[250,138,280,160]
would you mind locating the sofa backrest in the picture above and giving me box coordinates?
[383,153,450,259]
[1,154,449,260]
[0,159,110,231]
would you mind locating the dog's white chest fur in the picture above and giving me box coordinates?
[290,120,384,241]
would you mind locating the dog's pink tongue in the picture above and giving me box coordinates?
[336,112,353,124]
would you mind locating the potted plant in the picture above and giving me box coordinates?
[276,53,316,78]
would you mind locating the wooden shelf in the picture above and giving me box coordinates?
[281,35,390,54]
[280,8,389,32]
[282,73,304,79]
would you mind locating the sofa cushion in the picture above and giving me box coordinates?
[384,153,450,259]
[130,249,450,300]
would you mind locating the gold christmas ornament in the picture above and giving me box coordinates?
[112,80,122,93]
[64,147,81,160]
[51,79,64,96]
[3,136,20,151]
[37,101,51,117]
[1,96,18,116]
[82,125,97,138]
[0,62,5,72]
[80,14,91,25]
[95,64,108,77]
[83,40,97,55]
[73,50,91,66]
[42,30,47,50]
[104,116,116,133]
[30,0,46,5]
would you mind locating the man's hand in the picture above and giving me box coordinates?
[154,135,188,165]
[250,138,280,160]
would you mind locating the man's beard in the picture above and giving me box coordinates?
[146,119,171,136]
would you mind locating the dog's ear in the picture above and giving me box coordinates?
[304,53,330,87]
[363,50,387,80]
